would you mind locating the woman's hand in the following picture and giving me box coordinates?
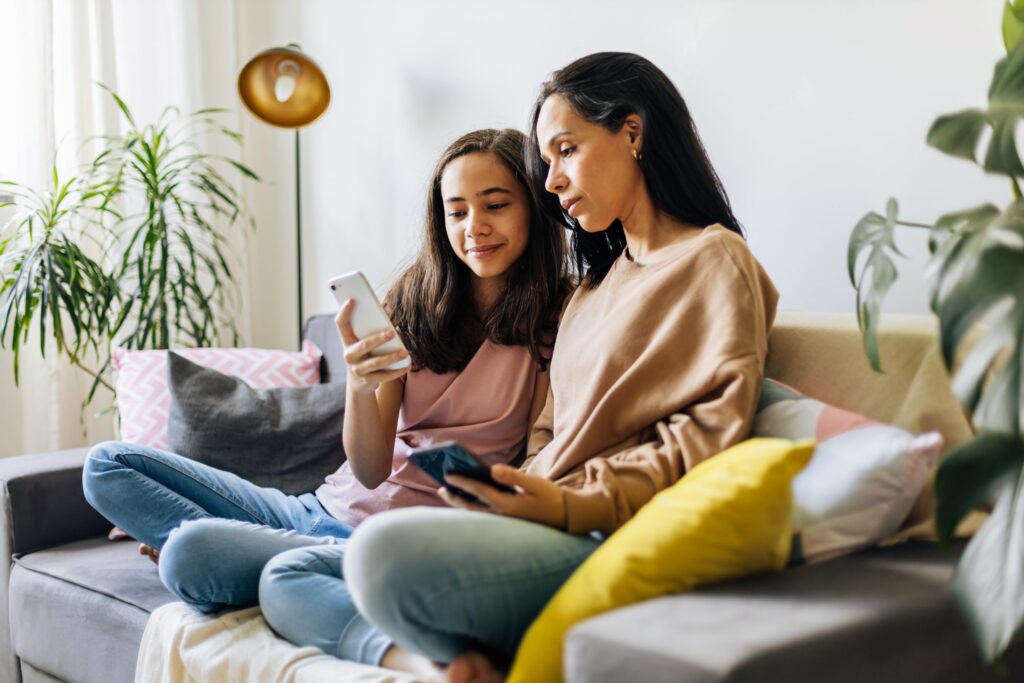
[441,465,567,530]
[336,299,409,394]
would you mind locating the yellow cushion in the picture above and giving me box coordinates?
[507,438,815,683]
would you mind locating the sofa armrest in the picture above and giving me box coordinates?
[0,448,109,556]
[563,541,1008,683]
[0,447,110,683]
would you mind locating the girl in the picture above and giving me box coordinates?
[341,52,780,683]
[82,128,571,677]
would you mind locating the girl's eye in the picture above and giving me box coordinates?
[559,145,576,158]
[447,211,466,219]
[488,202,510,211]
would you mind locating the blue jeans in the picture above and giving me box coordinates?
[342,507,603,665]
[82,441,394,665]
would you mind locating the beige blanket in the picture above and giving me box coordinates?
[135,602,421,683]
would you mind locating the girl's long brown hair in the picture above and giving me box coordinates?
[384,129,572,374]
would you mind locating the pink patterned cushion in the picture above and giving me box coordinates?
[113,342,323,449]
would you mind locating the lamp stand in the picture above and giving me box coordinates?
[295,128,304,349]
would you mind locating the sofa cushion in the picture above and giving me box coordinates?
[20,661,64,683]
[563,541,1024,683]
[753,379,943,563]
[113,342,323,450]
[766,311,972,450]
[167,353,347,495]
[10,539,176,683]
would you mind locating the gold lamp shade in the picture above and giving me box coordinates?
[238,45,330,128]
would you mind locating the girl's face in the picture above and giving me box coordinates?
[440,151,530,282]
[535,94,643,232]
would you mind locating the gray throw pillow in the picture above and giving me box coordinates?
[167,351,347,495]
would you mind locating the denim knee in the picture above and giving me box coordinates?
[258,547,312,633]
[343,509,434,628]
[82,440,126,508]
[157,518,225,612]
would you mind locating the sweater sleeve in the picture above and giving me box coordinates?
[560,353,764,534]
[522,385,555,470]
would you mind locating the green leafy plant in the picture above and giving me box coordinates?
[847,1,1024,665]
[0,160,120,386]
[0,87,258,407]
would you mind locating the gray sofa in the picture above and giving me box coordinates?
[1,312,1021,682]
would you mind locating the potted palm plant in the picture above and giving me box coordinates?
[0,87,258,409]
[848,0,1024,665]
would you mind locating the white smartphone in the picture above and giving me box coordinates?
[327,271,411,371]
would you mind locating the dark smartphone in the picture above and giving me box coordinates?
[408,441,515,503]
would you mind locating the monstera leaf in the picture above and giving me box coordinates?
[924,204,1001,313]
[1004,0,1024,53]
[851,196,1024,663]
[927,37,1024,176]
[928,202,1024,664]
[850,4,1024,666]
[932,201,1024,434]
[847,198,904,371]
[935,432,1024,663]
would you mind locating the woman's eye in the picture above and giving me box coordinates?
[559,145,576,158]
[448,211,466,219]
[488,203,510,211]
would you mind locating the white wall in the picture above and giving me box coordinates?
[0,0,1009,454]
[236,0,1010,351]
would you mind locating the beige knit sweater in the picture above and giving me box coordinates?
[525,224,779,535]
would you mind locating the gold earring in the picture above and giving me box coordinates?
[632,149,642,161]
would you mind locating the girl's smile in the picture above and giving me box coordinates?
[467,243,503,258]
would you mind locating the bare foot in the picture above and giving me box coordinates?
[380,644,446,682]
[447,651,505,683]
[138,543,160,565]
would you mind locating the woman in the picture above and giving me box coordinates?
[82,128,571,678]
[341,52,779,682]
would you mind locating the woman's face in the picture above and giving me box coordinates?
[440,151,530,281]
[535,94,643,232]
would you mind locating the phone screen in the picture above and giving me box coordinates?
[408,441,515,502]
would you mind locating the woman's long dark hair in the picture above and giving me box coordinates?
[527,52,743,288]
[385,129,572,374]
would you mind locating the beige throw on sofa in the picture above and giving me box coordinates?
[135,602,417,683]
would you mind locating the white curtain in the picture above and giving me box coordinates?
[0,0,251,457]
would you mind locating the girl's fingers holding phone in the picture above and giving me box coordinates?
[335,300,359,345]
[361,365,409,385]
[349,350,409,385]
[353,348,407,375]
[343,329,397,364]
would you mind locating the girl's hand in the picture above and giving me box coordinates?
[441,465,567,530]
[336,300,409,394]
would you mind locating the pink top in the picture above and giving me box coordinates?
[315,339,537,527]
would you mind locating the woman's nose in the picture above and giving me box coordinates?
[545,163,566,195]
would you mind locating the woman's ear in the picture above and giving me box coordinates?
[623,113,643,149]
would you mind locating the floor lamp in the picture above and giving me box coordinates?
[238,44,330,349]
